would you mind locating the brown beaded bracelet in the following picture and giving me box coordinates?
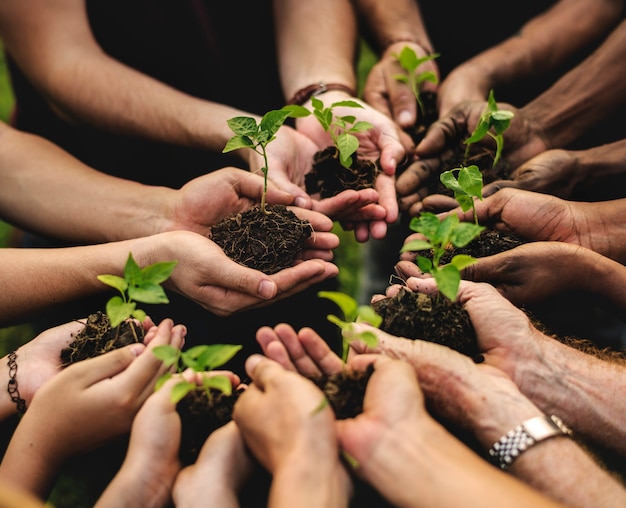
[7,350,27,414]
[287,82,356,106]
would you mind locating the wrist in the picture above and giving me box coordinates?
[287,82,356,106]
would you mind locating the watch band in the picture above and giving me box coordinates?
[488,414,572,470]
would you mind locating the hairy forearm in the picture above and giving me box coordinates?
[351,0,433,53]
[514,336,626,456]
[455,0,622,90]
[275,0,357,99]
[522,18,626,148]
[0,241,140,326]
[0,126,175,243]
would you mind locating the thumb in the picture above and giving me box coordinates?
[69,343,146,386]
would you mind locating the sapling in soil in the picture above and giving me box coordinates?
[393,46,439,118]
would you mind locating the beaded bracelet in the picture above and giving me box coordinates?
[287,82,356,106]
[7,350,27,414]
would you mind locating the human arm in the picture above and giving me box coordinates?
[97,370,243,508]
[0,227,339,326]
[274,0,407,240]
[481,139,626,199]
[336,355,567,508]
[444,188,626,264]
[437,0,624,116]
[172,421,253,508]
[354,0,437,128]
[0,318,185,500]
[232,355,351,508]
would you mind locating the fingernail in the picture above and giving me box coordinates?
[294,196,308,208]
[258,280,277,299]
[398,111,413,127]
[129,344,145,356]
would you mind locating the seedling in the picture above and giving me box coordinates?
[400,213,484,301]
[393,46,440,117]
[223,106,308,213]
[440,164,483,225]
[286,97,373,169]
[463,89,514,168]
[153,343,243,403]
[318,290,381,363]
[97,253,178,329]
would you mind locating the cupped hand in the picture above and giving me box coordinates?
[255,323,343,377]
[416,99,549,172]
[167,167,300,236]
[482,149,582,199]
[436,64,491,117]
[362,41,439,130]
[232,355,339,476]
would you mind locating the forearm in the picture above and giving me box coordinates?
[275,0,357,100]
[0,240,142,325]
[0,126,176,243]
[522,18,626,148]
[574,199,626,264]
[351,0,433,53]
[269,453,349,508]
[454,0,622,91]
[513,336,626,456]
[574,138,626,185]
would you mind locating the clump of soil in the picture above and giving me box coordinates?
[373,288,478,358]
[60,311,144,366]
[305,146,381,198]
[209,203,312,274]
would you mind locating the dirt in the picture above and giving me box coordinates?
[305,146,381,198]
[59,311,144,366]
[209,203,312,275]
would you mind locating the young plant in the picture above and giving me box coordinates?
[440,164,483,225]
[317,290,381,363]
[400,213,484,301]
[393,46,440,117]
[286,97,373,169]
[97,253,178,329]
[153,343,243,403]
[463,89,514,168]
[222,106,308,213]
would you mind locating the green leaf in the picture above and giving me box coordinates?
[465,121,490,145]
[450,254,478,271]
[330,100,363,109]
[106,297,136,328]
[318,291,358,321]
[280,104,311,118]
[409,213,440,237]
[356,330,379,349]
[260,109,292,139]
[203,374,233,395]
[226,116,258,137]
[171,381,195,404]
[131,309,147,322]
[128,282,170,305]
[440,170,464,194]
[123,253,143,286]
[154,372,172,391]
[337,133,359,168]
[434,264,461,301]
[152,345,180,368]
[97,274,127,294]
[142,260,178,285]
[222,134,255,153]
[449,222,484,247]
[350,120,373,133]
[397,45,419,71]
[400,238,432,253]
[181,344,242,371]
[457,165,483,198]
[357,305,383,328]
[416,255,433,273]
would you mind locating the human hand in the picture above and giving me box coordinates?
[173,421,253,508]
[416,99,549,174]
[167,167,300,236]
[256,323,343,377]
[362,41,439,129]
[482,149,582,199]
[437,64,492,117]
[233,355,351,506]
[0,318,185,498]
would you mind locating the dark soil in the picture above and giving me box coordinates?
[209,203,312,275]
[60,311,144,366]
[372,228,529,359]
[405,91,439,147]
[305,146,381,198]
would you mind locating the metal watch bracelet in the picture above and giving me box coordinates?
[488,414,572,470]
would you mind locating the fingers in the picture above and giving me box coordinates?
[256,325,299,372]
[68,342,146,386]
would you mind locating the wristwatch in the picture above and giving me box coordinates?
[488,414,572,470]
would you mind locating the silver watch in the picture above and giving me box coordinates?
[488,414,572,470]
